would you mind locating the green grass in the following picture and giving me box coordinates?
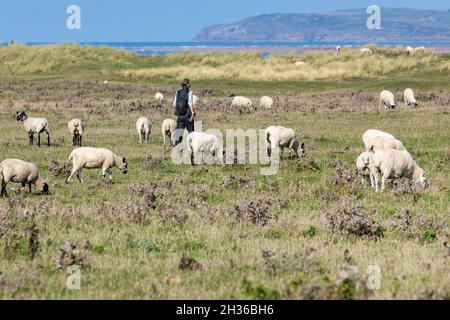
[0,46,449,299]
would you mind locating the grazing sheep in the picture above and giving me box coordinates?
[362,129,396,152]
[406,46,414,55]
[154,92,164,102]
[1,159,49,196]
[414,46,426,54]
[379,90,397,109]
[368,136,405,152]
[66,147,128,183]
[161,119,177,146]
[265,125,305,159]
[369,149,426,192]
[136,117,152,144]
[295,61,306,66]
[260,96,274,109]
[232,96,252,108]
[187,132,222,166]
[404,88,418,107]
[336,46,343,54]
[16,111,50,147]
[356,152,373,186]
[68,118,85,146]
[360,48,373,55]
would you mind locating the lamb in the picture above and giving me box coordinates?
[356,152,373,186]
[1,159,49,196]
[66,147,128,183]
[161,119,177,146]
[260,96,274,109]
[187,132,222,166]
[16,111,50,147]
[369,149,426,192]
[368,136,405,152]
[154,92,164,102]
[406,46,414,55]
[362,129,396,152]
[68,118,85,146]
[379,90,396,109]
[136,117,152,144]
[232,96,252,108]
[360,48,373,55]
[404,88,418,107]
[265,125,305,159]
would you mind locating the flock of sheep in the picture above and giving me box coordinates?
[0,83,424,197]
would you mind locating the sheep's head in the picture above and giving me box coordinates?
[413,164,427,187]
[121,158,128,174]
[16,111,27,121]
[295,141,305,157]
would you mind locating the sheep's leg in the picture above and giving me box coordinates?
[1,179,7,197]
[37,131,41,147]
[108,169,112,181]
[76,169,84,184]
[28,183,32,193]
[381,176,386,192]
[280,147,284,160]
[79,135,82,146]
[46,130,50,147]
[190,147,195,166]
[66,165,81,183]
[73,135,76,146]
[29,132,34,145]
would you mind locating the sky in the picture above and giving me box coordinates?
[0,0,448,42]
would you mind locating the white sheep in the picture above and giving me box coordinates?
[404,88,418,107]
[360,48,373,55]
[356,152,373,186]
[405,46,414,55]
[295,61,306,66]
[1,159,49,196]
[379,90,397,109]
[265,125,305,159]
[66,147,128,183]
[187,132,222,166]
[336,46,343,54]
[232,96,252,108]
[16,111,50,147]
[369,149,426,192]
[414,46,426,54]
[362,129,396,152]
[260,96,274,109]
[68,118,85,146]
[161,119,177,146]
[154,92,164,102]
[136,117,152,144]
[368,136,406,153]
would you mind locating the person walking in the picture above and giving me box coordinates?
[173,78,195,146]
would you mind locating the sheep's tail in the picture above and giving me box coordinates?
[68,151,75,162]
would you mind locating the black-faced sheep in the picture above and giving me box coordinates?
[1,159,49,196]
[16,111,50,147]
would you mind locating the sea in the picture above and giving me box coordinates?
[8,41,450,55]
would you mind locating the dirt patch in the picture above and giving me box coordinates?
[178,256,203,271]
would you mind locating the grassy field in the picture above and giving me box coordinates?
[0,45,449,299]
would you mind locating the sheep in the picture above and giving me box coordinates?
[379,90,396,109]
[161,119,177,146]
[136,117,152,144]
[336,46,343,54]
[369,149,426,192]
[187,132,222,166]
[232,96,252,108]
[404,88,418,107]
[362,129,396,152]
[16,111,50,147]
[360,48,373,55]
[368,136,406,153]
[265,125,305,159]
[406,46,414,55]
[260,96,274,109]
[68,118,85,146]
[356,152,373,187]
[295,61,305,66]
[66,147,128,183]
[1,159,49,196]
[154,92,164,102]
[414,46,426,54]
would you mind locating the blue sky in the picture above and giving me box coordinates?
[0,0,447,42]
